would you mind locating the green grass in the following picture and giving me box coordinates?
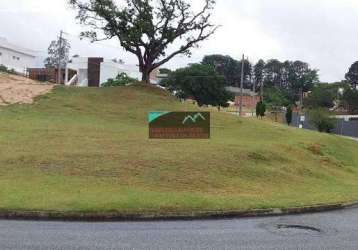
[0,84,358,215]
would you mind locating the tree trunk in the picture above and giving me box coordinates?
[141,67,151,84]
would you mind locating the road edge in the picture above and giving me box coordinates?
[0,201,357,222]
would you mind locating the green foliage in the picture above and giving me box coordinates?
[163,64,232,108]
[304,84,338,109]
[254,59,265,95]
[285,106,293,125]
[345,61,358,89]
[256,101,266,118]
[202,54,252,88]
[342,88,358,114]
[264,87,291,108]
[0,65,16,74]
[259,59,319,103]
[308,108,336,133]
[102,73,138,87]
[159,68,172,74]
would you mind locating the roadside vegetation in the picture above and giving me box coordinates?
[0,84,357,215]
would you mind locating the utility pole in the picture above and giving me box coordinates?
[250,58,256,117]
[239,54,245,117]
[299,87,303,110]
[57,30,63,85]
[260,79,264,101]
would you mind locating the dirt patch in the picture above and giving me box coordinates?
[0,73,54,105]
[307,144,324,156]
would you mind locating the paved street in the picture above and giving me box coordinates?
[0,207,357,250]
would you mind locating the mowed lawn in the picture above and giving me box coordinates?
[0,84,358,215]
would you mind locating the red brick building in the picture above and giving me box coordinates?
[235,95,260,109]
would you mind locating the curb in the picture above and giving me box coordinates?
[0,201,357,222]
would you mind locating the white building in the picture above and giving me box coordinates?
[0,37,36,74]
[65,57,141,87]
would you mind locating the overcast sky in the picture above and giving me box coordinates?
[1,0,358,82]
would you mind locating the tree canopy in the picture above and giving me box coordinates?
[162,63,232,108]
[304,84,338,109]
[69,0,218,84]
[202,54,252,88]
[345,61,358,90]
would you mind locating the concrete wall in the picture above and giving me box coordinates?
[0,47,35,74]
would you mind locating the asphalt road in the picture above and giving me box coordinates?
[0,207,358,250]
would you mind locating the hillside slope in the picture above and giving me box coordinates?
[0,84,357,214]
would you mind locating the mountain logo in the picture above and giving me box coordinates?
[182,113,206,124]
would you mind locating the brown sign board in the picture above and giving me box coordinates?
[149,112,210,139]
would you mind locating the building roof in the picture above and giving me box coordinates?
[0,37,36,57]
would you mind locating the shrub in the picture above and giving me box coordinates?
[102,73,138,87]
[308,108,336,133]
[0,65,8,72]
[285,106,293,125]
[0,65,17,74]
[256,101,266,118]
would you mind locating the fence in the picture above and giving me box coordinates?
[291,113,358,138]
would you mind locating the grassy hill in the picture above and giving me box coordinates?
[0,84,357,215]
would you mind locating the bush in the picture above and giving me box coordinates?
[285,106,293,125]
[102,73,138,87]
[0,65,16,74]
[256,101,266,118]
[0,65,8,72]
[308,108,336,133]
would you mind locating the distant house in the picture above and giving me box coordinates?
[0,37,36,74]
[225,86,260,109]
[64,57,141,87]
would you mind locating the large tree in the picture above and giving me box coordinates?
[162,64,232,108]
[202,54,252,88]
[345,61,358,89]
[69,0,218,84]
[44,36,71,69]
[287,60,319,103]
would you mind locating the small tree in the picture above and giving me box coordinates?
[44,36,71,69]
[69,0,218,84]
[256,101,266,119]
[162,64,232,108]
[285,106,293,125]
[308,108,336,133]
